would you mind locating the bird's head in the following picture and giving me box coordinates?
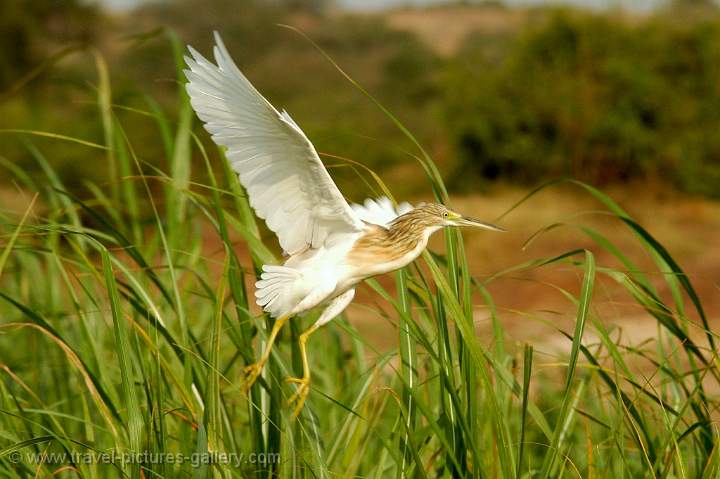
[412,203,505,232]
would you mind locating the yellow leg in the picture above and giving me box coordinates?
[243,314,291,393]
[285,323,319,418]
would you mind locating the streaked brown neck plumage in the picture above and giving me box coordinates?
[347,208,441,266]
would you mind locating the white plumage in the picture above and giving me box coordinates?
[184,32,364,257]
[351,197,414,227]
[253,197,412,317]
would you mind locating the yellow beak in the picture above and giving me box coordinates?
[453,216,506,232]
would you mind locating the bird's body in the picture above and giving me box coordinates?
[184,33,504,416]
[257,203,445,319]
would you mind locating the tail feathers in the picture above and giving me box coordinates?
[254,265,302,318]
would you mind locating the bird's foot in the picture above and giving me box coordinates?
[285,375,311,418]
[242,362,265,394]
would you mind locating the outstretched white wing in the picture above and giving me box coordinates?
[184,32,364,255]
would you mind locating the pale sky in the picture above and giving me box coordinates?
[99,0,667,12]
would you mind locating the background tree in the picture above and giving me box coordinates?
[0,0,98,90]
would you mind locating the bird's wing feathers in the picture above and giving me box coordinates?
[351,197,414,227]
[184,32,364,255]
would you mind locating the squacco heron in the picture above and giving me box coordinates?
[184,33,504,416]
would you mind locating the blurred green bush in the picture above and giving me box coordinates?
[3,2,720,200]
[444,9,720,197]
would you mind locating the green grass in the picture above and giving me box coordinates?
[0,34,718,478]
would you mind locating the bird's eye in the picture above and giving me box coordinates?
[443,212,449,218]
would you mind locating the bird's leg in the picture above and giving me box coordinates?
[285,324,318,417]
[243,313,291,393]
[285,288,355,418]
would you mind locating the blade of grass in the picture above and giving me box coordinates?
[0,195,37,280]
[540,250,595,478]
[101,249,144,475]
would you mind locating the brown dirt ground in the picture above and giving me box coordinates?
[198,184,719,364]
[369,5,646,57]
[381,5,528,56]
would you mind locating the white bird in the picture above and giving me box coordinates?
[184,33,504,416]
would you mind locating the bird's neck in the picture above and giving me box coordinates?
[347,215,441,268]
[386,214,440,251]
